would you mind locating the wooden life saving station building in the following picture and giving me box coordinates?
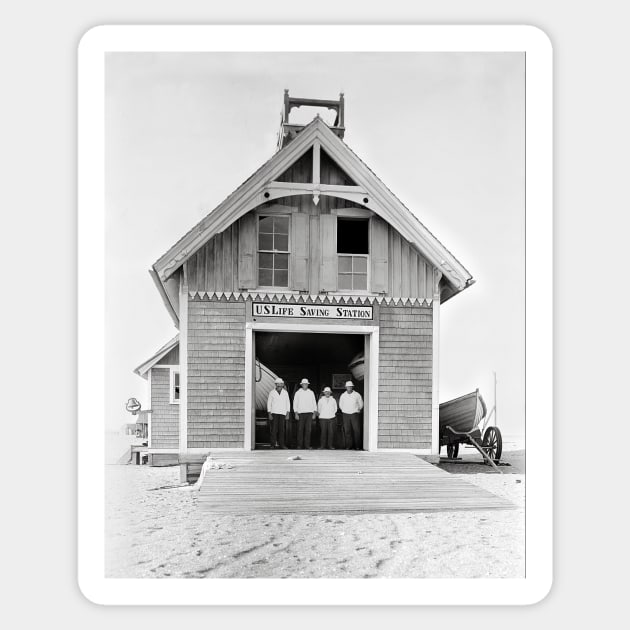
[134,91,474,476]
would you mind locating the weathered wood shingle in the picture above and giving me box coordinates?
[150,368,179,449]
[377,304,432,449]
[187,297,246,448]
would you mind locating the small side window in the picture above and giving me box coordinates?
[170,369,180,404]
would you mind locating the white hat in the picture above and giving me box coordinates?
[345,380,354,387]
[300,378,310,385]
[274,378,284,385]
[323,386,332,393]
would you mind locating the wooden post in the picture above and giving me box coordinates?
[431,270,442,455]
[283,89,290,123]
[147,370,152,449]
[178,265,189,482]
[368,329,379,452]
[244,324,254,450]
[312,140,320,185]
[338,92,345,127]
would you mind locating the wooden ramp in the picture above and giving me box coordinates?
[196,450,513,515]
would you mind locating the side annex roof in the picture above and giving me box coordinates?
[134,334,179,379]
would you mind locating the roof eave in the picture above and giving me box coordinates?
[150,267,179,327]
[441,277,476,304]
[133,334,180,378]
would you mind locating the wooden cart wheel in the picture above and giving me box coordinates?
[482,426,503,462]
[446,443,459,459]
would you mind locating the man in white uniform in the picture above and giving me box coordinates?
[339,380,363,450]
[293,378,317,449]
[317,386,338,449]
[267,377,290,449]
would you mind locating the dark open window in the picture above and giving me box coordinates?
[337,218,369,254]
[337,218,369,291]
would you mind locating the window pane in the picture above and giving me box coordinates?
[258,233,273,250]
[274,233,289,251]
[274,216,290,235]
[259,216,274,233]
[274,253,289,270]
[259,252,273,269]
[338,273,353,290]
[274,269,288,287]
[338,255,352,272]
[353,273,368,290]
[353,256,368,273]
[258,268,273,286]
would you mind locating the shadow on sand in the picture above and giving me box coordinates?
[434,449,525,475]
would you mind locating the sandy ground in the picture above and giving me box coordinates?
[105,442,524,578]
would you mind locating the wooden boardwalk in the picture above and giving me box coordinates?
[196,450,513,515]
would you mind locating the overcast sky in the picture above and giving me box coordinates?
[105,51,524,436]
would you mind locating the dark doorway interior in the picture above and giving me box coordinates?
[254,332,365,449]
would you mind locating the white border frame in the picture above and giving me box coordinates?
[79,24,552,606]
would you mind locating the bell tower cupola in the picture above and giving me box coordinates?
[277,89,345,150]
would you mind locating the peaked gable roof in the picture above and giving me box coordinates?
[152,116,473,299]
[134,335,179,379]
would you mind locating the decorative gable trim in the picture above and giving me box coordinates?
[152,116,473,303]
[187,290,433,307]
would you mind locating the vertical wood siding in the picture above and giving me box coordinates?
[291,212,310,290]
[320,148,357,186]
[187,298,246,448]
[237,213,256,289]
[319,213,338,291]
[187,198,435,299]
[370,215,389,294]
[149,368,179,449]
[276,147,313,183]
[378,304,433,449]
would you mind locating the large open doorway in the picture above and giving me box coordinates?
[253,331,366,449]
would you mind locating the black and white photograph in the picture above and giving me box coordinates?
[78,25,551,603]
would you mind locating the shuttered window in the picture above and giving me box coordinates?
[258,215,290,288]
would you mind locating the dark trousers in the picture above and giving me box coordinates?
[269,413,286,448]
[297,413,314,448]
[342,412,362,449]
[319,418,335,449]
[286,419,297,448]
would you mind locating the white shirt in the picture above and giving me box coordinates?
[267,388,290,415]
[293,388,317,414]
[339,390,363,414]
[317,396,338,419]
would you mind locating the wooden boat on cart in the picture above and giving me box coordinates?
[439,389,503,464]
[253,359,281,445]
[254,359,280,410]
